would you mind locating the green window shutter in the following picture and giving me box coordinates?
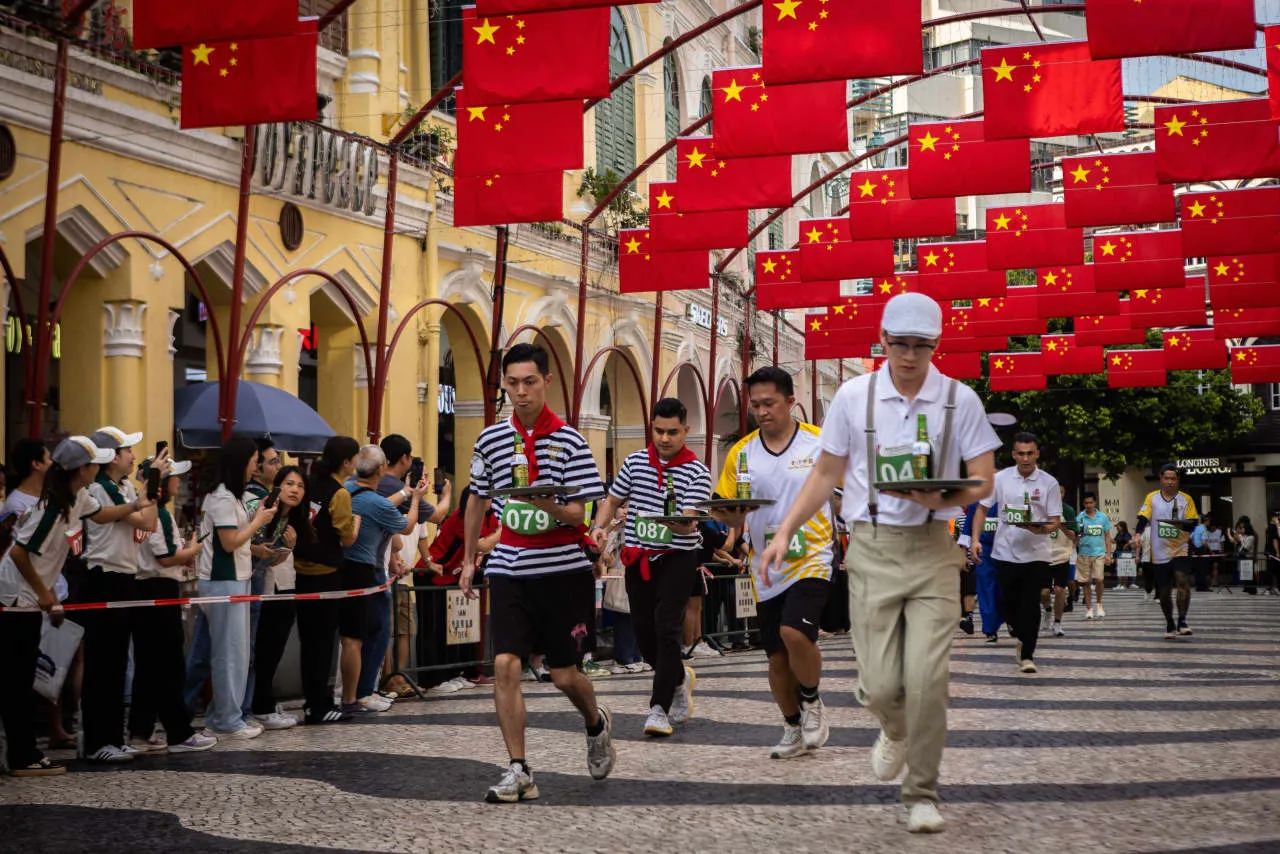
[596,9,636,177]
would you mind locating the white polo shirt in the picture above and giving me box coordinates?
[820,362,1001,527]
[982,467,1063,564]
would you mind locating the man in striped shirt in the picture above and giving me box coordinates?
[591,398,712,738]
[460,344,614,803]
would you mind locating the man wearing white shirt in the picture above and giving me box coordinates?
[970,434,1063,674]
[759,293,999,834]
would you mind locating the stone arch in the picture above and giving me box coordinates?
[190,240,270,300]
[672,362,706,446]
[517,291,578,343]
[581,313,652,418]
[440,261,503,343]
[505,322,574,419]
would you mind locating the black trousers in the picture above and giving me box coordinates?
[996,560,1051,663]
[0,610,44,768]
[294,571,341,714]
[128,578,196,745]
[625,550,696,712]
[252,598,296,715]
[79,567,135,754]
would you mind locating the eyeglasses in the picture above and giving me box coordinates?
[884,340,937,356]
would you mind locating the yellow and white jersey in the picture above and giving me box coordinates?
[717,424,833,602]
[1138,489,1199,565]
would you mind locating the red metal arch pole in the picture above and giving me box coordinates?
[704,277,720,463]
[740,290,753,435]
[649,292,663,414]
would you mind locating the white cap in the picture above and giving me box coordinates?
[53,436,115,468]
[881,292,943,339]
[91,426,144,450]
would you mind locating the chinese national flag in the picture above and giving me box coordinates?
[907,119,1031,199]
[869,272,918,304]
[453,88,583,176]
[985,204,1083,270]
[1180,188,1280,257]
[1075,302,1146,347]
[805,312,878,359]
[1092,230,1185,292]
[1206,253,1280,309]
[180,25,317,129]
[462,6,609,104]
[942,306,1009,353]
[647,182,747,251]
[762,0,921,84]
[1154,100,1280,183]
[711,67,848,157]
[1061,152,1176,228]
[476,0,656,12]
[847,169,956,240]
[932,347,983,380]
[1128,283,1206,329]
[1107,349,1167,388]
[1163,328,1228,372]
[754,251,841,309]
[1229,346,1280,384]
[980,41,1124,140]
[617,230,709,294]
[132,0,297,49]
[916,242,1006,301]
[971,288,1044,338]
[798,219,893,281]
[675,136,793,213]
[1036,265,1119,318]
[1214,306,1280,340]
[989,352,1047,392]
[452,170,563,227]
[1041,334,1104,376]
[1085,0,1257,59]
[819,296,882,333]
[1270,27,1280,119]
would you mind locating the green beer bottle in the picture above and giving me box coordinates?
[664,473,677,516]
[736,449,752,500]
[911,413,932,480]
[512,435,529,488]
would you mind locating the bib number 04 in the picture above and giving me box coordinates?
[875,444,916,484]
[765,529,807,561]
[501,501,555,536]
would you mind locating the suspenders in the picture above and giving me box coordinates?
[864,373,959,531]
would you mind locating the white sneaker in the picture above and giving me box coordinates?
[907,802,946,833]
[624,662,646,673]
[870,730,907,781]
[485,762,539,803]
[521,667,538,683]
[608,664,630,675]
[800,698,829,751]
[1053,622,1065,637]
[212,723,263,740]
[1095,605,1105,618]
[1020,659,1038,674]
[85,745,135,763]
[1084,606,1095,620]
[258,710,299,730]
[770,724,806,759]
[127,736,167,754]
[586,705,616,781]
[690,641,721,658]
[643,704,673,737]
[429,679,464,695]
[168,731,218,753]
[669,666,695,724]
[359,693,393,712]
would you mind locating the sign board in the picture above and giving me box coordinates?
[445,589,480,645]
[1116,554,1137,578]
[1239,559,1254,582]
[687,303,730,337]
[734,576,757,619]
[1176,457,1234,476]
[254,122,380,217]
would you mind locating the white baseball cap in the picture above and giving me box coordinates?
[881,292,943,339]
[53,436,115,468]
[90,426,144,450]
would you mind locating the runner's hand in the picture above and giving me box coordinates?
[590,527,608,549]
[969,542,983,564]
[459,556,479,600]
[526,495,561,516]
[757,537,792,589]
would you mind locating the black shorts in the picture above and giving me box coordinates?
[339,561,378,640]
[489,571,596,669]
[1049,562,1071,588]
[689,567,708,598]
[757,578,832,655]
[1154,557,1195,590]
[959,564,977,597]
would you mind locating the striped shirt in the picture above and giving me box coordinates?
[609,450,712,552]
[470,419,604,577]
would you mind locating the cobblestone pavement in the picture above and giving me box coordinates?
[3,589,1279,853]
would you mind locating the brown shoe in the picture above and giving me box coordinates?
[11,757,67,777]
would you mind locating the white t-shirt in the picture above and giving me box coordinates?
[84,476,145,575]
[137,508,186,582]
[0,489,102,607]
[0,489,40,525]
[820,363,1002,526]
[982,467,1063,564]
[717,424,834,602]
[197,485,253,582]
[1204,528,1225,554]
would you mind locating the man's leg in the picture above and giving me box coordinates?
[683,595,701,648]
[182,608,212,714]
[648,555,695,711]
[767,648,799,718]
[492,653,527,760]
[625,563,659,685]
[1175,566,1193,625]
[357,585,392,699]
[997,562,1026,649]
[1094,577,1104,611]
[548,666,602,726]
[975,558,1003,637]
[847,527,909,741]
[1051,566,1067,623]
[1155,564,1177,634]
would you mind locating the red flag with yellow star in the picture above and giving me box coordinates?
[980,41,1123,140]
[454,87,583,176]
[675,136,793,213]
[1060,152,1176,228]
[180,23,317,129]
[132,0,297,49]
[932,347,983,380]
[754,251,842,309]
[1128,282,1206,329]
[940,305,1009,353]
[1180,188,1280,257]
[1041,334,1103,376]
[988,352,1046,392]
[616,229,709,293]
[1075,301,1146,347]
[804,311,878,359]
[761,0,921,84]
[1216,307,1280,340]
[1154,100,1280,183]
[797,218,893,281]
[1106,349,1167,388]
[710,67,847,157]
[647,182,748,251]
[1162,328,1227,372]
[476,0,656,12]
[1269,26,1280,119]
[916,241,1007,301]
[847,168,956,240]
[868,272,919,305]
[452,170,564,227]
[1206,253,1280,309]
[1085,0,1257,60]
[985,203,1083,270]
[1229,345,1280,384]
[907,119,1031,199]
[1035,265,1119,319]
[969,287,1044,339]
[462,6,609,104]
[1092,230,1186,292]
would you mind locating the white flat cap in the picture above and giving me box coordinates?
[881,292,943,339]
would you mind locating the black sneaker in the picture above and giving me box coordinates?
[985,633,999,644]
[305,705,352,725]
[958,616,975,635]
[1063,600,1074,613]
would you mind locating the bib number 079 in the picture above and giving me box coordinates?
[501,502,553,535]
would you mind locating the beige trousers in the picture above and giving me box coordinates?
[847,520,962,806]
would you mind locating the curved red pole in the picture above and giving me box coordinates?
[236,268,373,371]
[659,361,710,442]
[573,345,652,446]
[384,299,488,408]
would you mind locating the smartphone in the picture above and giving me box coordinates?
[155,440,168,458]
[432,467,445,494]
[146,467,161,501]
[263,487,282,510]
[409,457,425,487]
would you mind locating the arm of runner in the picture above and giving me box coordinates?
[886,451,996,512]
[758,450,846,580]
[527,495,587,528]
[969,503,989,564]
[461,491,490,600]
[591,494,623,547]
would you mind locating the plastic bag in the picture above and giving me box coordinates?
[33,615,84,702]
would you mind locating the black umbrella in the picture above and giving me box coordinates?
[174,380,336,453]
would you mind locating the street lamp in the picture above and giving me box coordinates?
[867,130,888,167]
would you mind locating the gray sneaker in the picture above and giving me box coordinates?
[800,698,830,750]
[484,762,539,803]
[586,705,616,780]
[770,724,806,759]
[669,665,695,724]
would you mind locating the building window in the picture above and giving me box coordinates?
[1271,383,1280,410]
[595,8,636,177]
[699,75,714,130]
[663,44,681,175]
[930,39,997,74]
[428,0,464,114]
[768,219,784,250]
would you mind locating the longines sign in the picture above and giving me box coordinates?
[253,123,380,216]
[1176,457,1234,476]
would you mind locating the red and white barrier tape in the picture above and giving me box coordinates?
[0,581,393,614]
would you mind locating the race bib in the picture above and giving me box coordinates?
[1157,521,1181,540]
[1003,505,1030,524]
[765,528,807,561]
[133,528,150,545]
[501,501,556,536]
[633,516,674,547]
[983,518,999,533]
[874,443,916,484]
[1084,524,1104,538]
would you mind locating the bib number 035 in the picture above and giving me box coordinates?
[501,501,555,536]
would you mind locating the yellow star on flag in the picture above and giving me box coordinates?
[1163,114,1186,137]
[993,213,1012,230]
[1070,165,1090,184]
[723,78,745,103]
[1213,261,1229,277]
[655,190,674,209]
[917,131,940,152]
[466,106,487,122]
[923,250,940,267]
[774,0,802,20]
[191,43,215,65]
[810,319,822,331]
[1042,271,1058,287]
[473,18,500,45]
[762,258,778,274]
[1111,354,1123,366]
[856,178,877,198]
[623,236,642,254]
[1099,240,1117,257]
[685,147,707,169]
[991,58,1015,82]
[805,227,823,243]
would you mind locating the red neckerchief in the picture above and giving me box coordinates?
[647,443,698,491]
[511,405,566,484]
[623,444,700,581]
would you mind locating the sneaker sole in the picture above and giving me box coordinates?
[770,746,809,759]
[643,726,673,737]
[802,724,830,751]
[484,784,540,804]
[168,742,217,754]
[11,766,67,777]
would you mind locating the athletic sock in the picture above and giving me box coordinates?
[585,713,605,737]
[798,684,820,704]
[785,712,801,727]
[511,758,529,773]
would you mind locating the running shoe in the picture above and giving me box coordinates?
[643,704,673,737]
[10,756,66,777]
[534,665,552,682]
[984,633,999,644]
[1095,605,1106,618]
[958,615,974,635]
[521,667,538,683]
[258,707,299,730]
[484,762,539,804]
[127,736,167,755]
[608,663,630,675]
[359,694,393,712]
[428,679,463,695]
[168,731,218,753]
[1178,621,1193,636]
[800,698,829,751]
[304,705,351,724]
[211,723,264,740]
[669,665,695,724]
[907,802,946,834]
[586,705,616,780]
[581,659,612,679]
[769,724,806,759]
[1053,622,1066,637]
[1019,659,1038,674]
[870,730,907,781]
[689,641,722,658]
[1164,622,1178,640]
[1084,606,1095,620]
[625,662,648,673]
[85,745,134,763]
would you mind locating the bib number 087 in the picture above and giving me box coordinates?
[635,518,674,545]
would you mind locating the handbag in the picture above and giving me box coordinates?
[602,576,630,613]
